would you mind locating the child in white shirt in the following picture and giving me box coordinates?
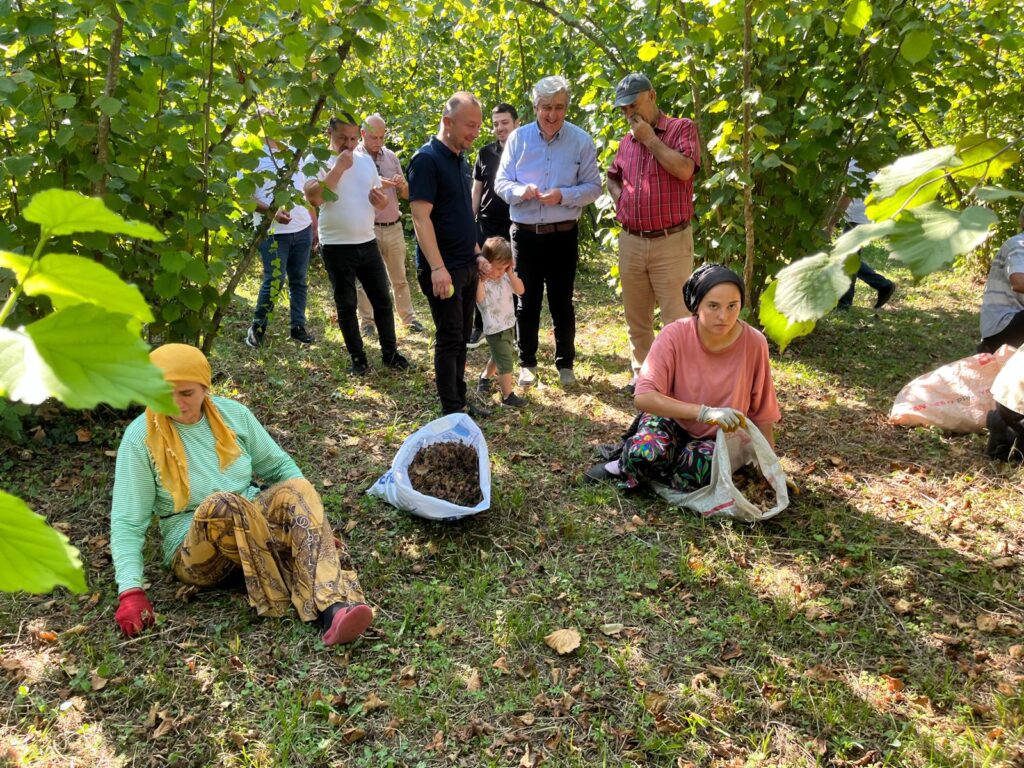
[476,237,527,407]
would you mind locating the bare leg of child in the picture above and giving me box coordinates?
[497,372,514,399]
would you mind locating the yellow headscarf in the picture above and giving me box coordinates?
[145,344,242,512]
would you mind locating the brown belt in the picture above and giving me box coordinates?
[376,219,401,227]
[514,220,577,235]
[622,221,690,239]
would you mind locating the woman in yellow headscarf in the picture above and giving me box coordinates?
[109,343,372,646]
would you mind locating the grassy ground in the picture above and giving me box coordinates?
[1,245,1022,768]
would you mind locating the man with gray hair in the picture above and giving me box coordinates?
[978,204,1024,353]
[495,76,602,387]
[356,113,426,336]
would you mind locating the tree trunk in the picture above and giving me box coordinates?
[741,0,756,308]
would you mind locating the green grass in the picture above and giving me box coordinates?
[1,247,1022,767]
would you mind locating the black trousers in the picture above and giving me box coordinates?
[979,311,1024,354]
[511,223,578,370]
[418,263,478,414]
[986,402,1024,462]
[321,241,397,363]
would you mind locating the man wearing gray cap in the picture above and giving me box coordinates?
[607,73,700,393]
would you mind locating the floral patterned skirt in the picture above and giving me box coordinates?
[617,413,715,491]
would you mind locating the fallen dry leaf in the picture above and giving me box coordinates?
[75,427,92,442]
[89,671,108,691]
[363,692,388,712]
[425,623,446,639]
[893,599,913,615]
[492,656,510,674]
[883,675,905,693]
[544,628,581,655]
[343,519,358,534]
[599,623,625,637]
[516,712,536,726]
[644,692,669,715]
[36,630,58,643]
[706,665,730,679]
[1008,644,1023,659]
[519,744,539,767]
[720,639,744,661]
[63,624,89,636]
[464,668,482,691]
[976,613,1000,632]
[424,730,444,751]
[341,727,366,744]
[992,557,1016,570]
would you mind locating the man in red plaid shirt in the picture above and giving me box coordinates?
[607,73,700,393]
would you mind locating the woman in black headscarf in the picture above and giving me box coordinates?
[586,264,781,489]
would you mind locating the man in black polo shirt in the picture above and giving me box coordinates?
[408,91,492,416]
[468,102,520,348]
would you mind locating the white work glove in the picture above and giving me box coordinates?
[697,405,747,432]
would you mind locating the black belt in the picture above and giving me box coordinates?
[514,220,577,235]
[622,221,690,239]
[376,219,401,227]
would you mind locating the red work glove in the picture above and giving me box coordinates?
[115,588,155,637]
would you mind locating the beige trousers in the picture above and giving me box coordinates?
[357,222,417,326]
[618,227,694,375]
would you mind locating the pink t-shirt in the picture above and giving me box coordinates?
[635,318,781,439]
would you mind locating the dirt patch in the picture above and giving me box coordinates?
[409,441,482,506]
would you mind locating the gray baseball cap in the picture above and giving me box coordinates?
[613,73,653,107]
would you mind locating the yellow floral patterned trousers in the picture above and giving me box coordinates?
[170,478,364,621]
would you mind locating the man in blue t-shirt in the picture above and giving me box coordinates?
[408,91,493,416]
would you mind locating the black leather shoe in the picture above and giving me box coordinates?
[290,325,314,344]
[245,324,265,348]
[349,357,369,376]
[383,352,410,370]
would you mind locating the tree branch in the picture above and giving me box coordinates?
[516,0,626,74]
[92,3,124,196]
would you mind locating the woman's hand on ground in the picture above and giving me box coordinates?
[115,588,155,637]
[698,405,747,432]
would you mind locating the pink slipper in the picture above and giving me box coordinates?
[321,603,374,646]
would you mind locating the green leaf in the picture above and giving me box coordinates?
[830,219,902,258]
[758,281,818,353]
[93,95,122,115]
[953,135,1020,184]
[772,251,856,323]
[865,146,958,221]
[886,203,997,279]
[638,41,659,62]
[0,491,87,594]
[840,0,872,35]
[974,186,1024,202]
[0,251,153,322]
[899,29,933,63]
[154,271,181,298]
[823,17,838,38]
[53,94,77,109]
[23,190,165,240]
[0,304,174,411]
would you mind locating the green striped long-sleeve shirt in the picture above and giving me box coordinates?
[110,396,303,594]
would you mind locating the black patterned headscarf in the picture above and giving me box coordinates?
[683,264,745,314]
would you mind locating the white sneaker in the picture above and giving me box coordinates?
[518,367,537,387]
[558,368,576,386]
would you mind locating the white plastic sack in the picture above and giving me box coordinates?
[889,345,1017,433]
[367,413,490,521]
[649,422,789,523]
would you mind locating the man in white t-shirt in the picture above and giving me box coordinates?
[245,135,318,348]
[978,205,1024,353]
[307,115,409,375]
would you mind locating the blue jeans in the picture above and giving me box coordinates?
[252,225,313,328]
[837,260,892,307]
